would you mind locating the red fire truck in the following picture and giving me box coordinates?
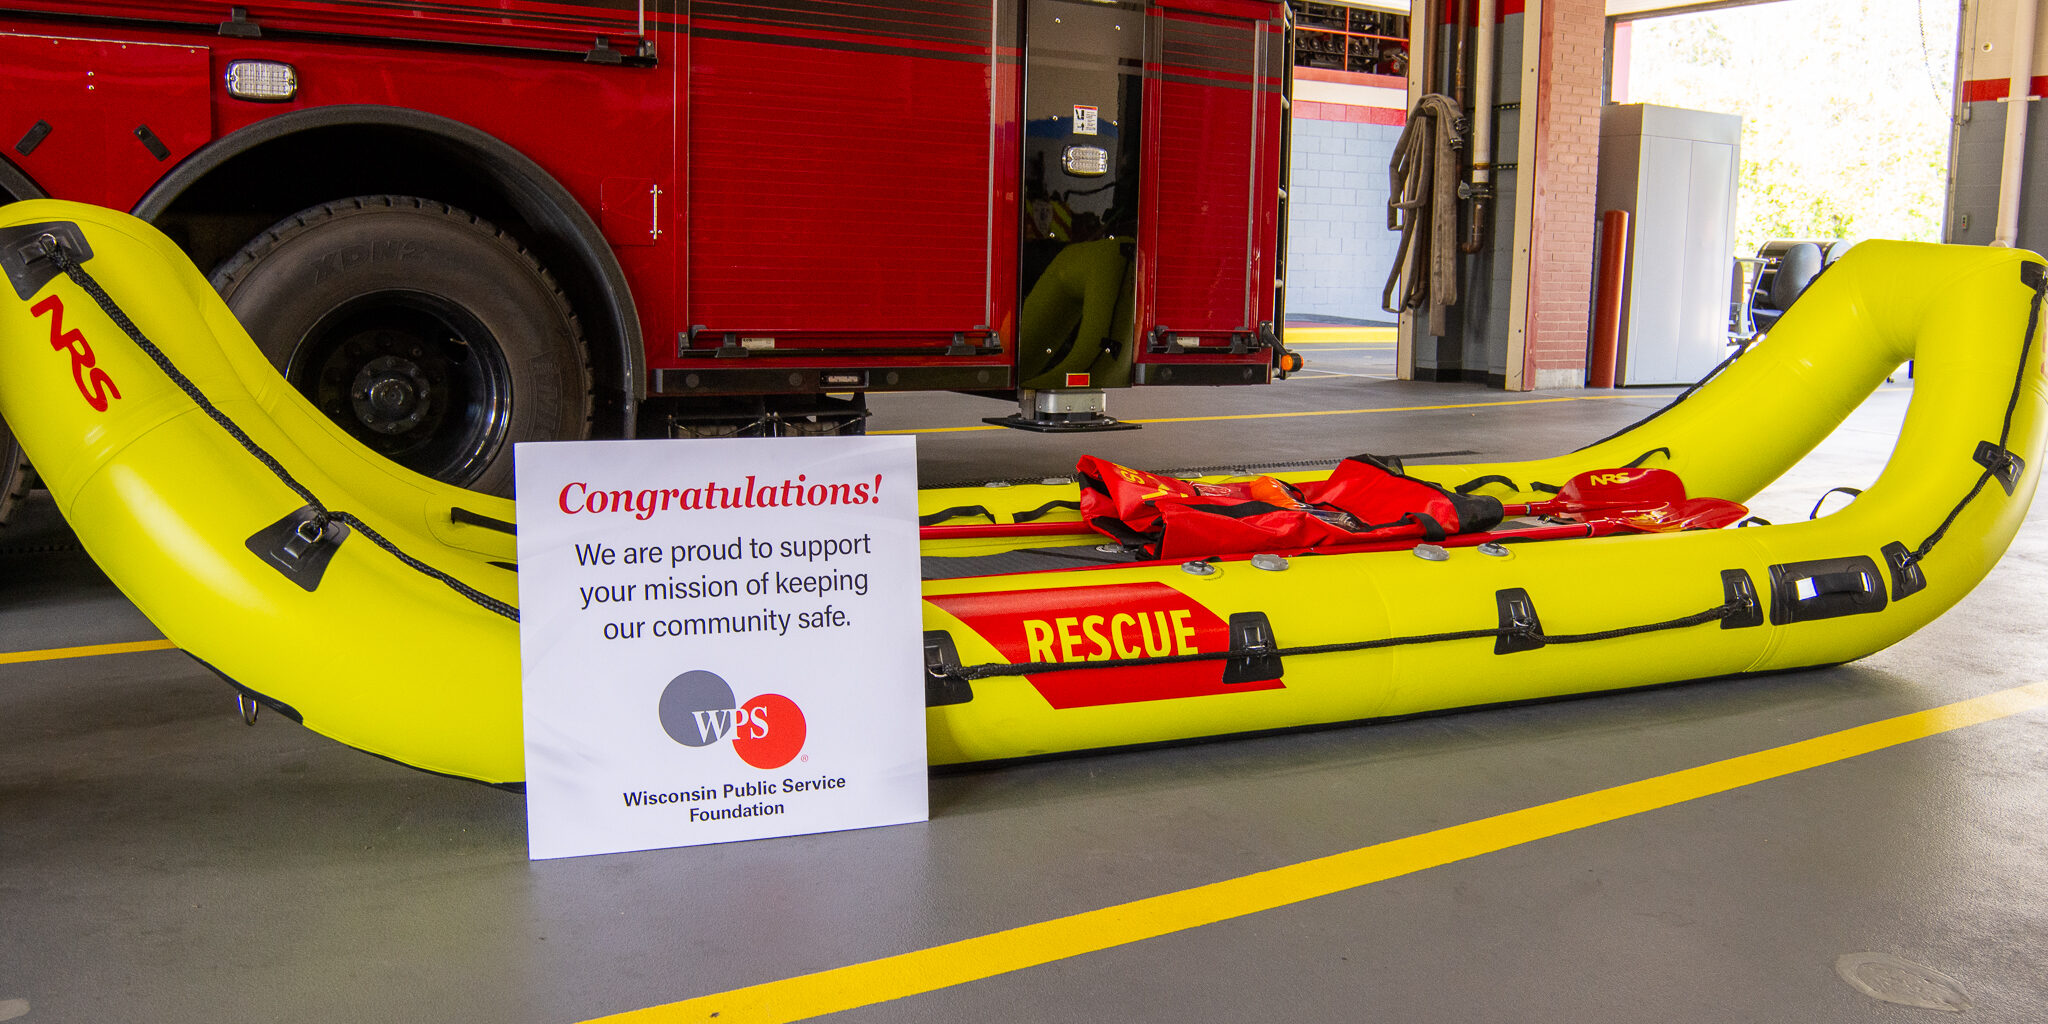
[0,0,1293,514]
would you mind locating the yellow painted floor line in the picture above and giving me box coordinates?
[0,638,177,665]
[584,681,2048,1024]
[1284,327,1398,344]
[1129,394,1644,426]
[876,393,1646,435]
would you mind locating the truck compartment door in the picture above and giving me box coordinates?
[1134,0,1287,386]
[1016,0,1146,390]
[681,2,1003,362]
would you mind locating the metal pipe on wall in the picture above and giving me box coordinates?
[1453,0,1470,109]
[1461,0,1497,254]
[1994,0,2041,247]
[1589,210,1630,388]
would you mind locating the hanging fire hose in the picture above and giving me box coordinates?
[1383,93,1466,333]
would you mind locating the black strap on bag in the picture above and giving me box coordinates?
[920,505,996,527]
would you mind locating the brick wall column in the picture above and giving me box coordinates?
[1518,0,1606,390]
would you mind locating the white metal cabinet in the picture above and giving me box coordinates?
[1596,103,1743,386]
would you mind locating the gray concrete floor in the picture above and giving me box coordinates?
[3,346,2046,1023]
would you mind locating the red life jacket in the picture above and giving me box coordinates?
[1076,454,1505,560]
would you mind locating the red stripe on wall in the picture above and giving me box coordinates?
[1962,75,2048,103]
[1295,100,1407,125]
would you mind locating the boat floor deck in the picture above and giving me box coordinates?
[4,351,2045,1024]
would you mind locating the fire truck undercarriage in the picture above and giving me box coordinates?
[0,0,1293,522]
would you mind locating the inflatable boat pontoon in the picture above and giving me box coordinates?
[1,201,2040,784]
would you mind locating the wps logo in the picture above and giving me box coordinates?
[656,670,806,769]
[29,294,121,411]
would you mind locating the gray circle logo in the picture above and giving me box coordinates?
[656,670,737,747]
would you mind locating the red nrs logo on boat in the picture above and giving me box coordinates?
[926,582,1285,709]
[29,294,121,412]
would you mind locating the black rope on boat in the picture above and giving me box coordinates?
[1572,339,1753,454]
[941,600,1744,682]
[1904,260,2046,567]
[34,234,521,624]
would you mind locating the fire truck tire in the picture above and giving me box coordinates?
[0,417,30,529]
[210,195,593,496]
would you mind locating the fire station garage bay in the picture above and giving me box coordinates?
[2,1,2046,1022]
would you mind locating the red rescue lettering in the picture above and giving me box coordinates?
[1022,609,1199,663]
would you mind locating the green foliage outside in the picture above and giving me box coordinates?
[1626,0,1958,256]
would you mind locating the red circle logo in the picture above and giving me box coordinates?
[731,693,806,770]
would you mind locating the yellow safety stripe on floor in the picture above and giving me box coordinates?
[0,638,177,665]
[1130,394,1650,426]
[1283,328,1398,344]
[875,393,1646,435]
[881,385,1915,436]
[582,680,2048,1024]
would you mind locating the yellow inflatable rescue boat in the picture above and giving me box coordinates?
[1,200,2041,783]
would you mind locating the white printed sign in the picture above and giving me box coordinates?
[514,436,927,860]
[1073,104,1099,136]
